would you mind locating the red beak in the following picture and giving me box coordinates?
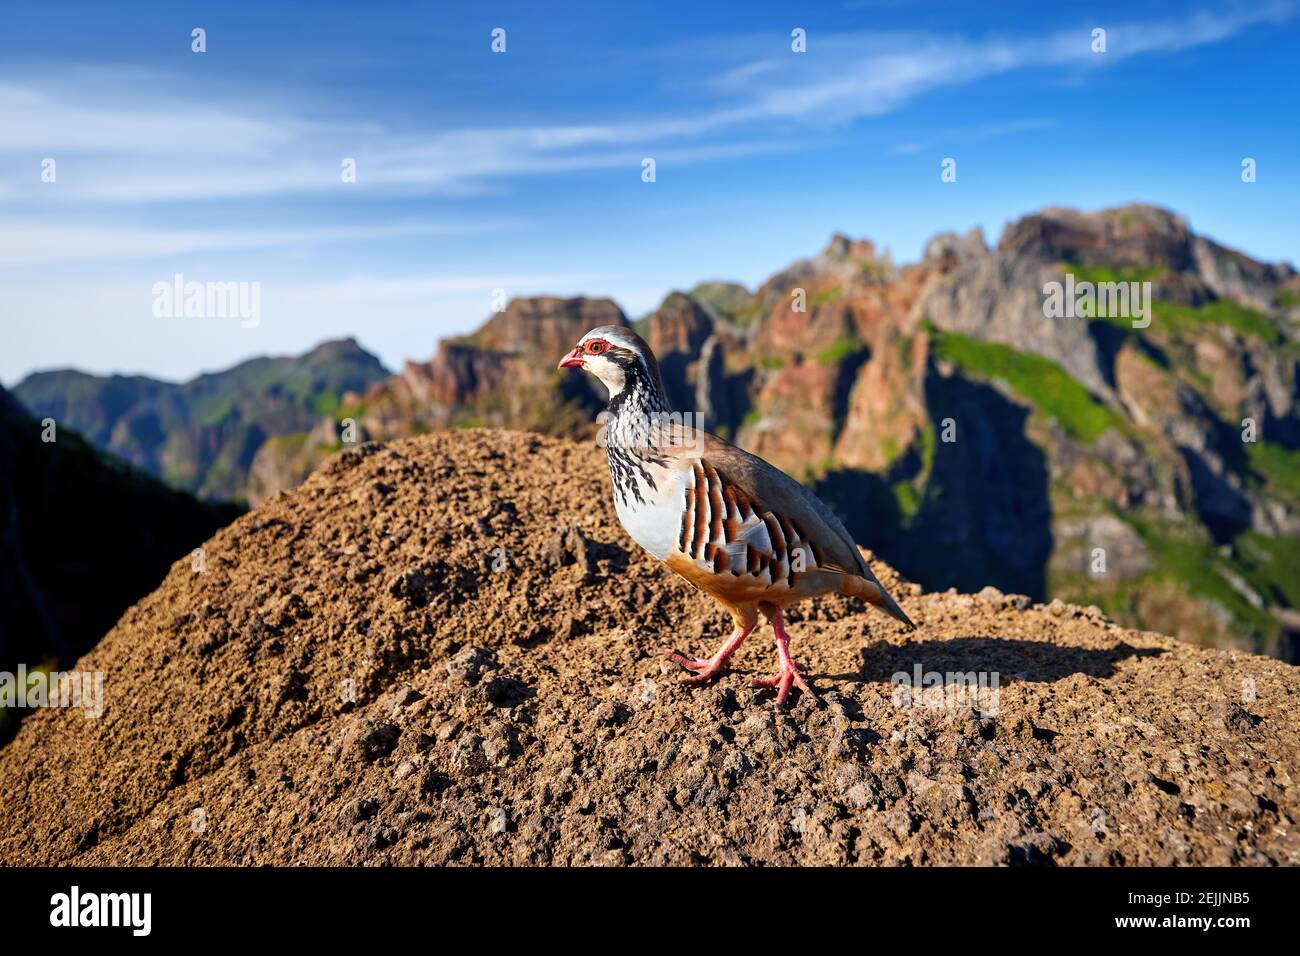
[558,346,584,369]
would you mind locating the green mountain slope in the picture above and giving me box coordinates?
[14,338,389,503]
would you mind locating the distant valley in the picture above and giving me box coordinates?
[14,338,390,504]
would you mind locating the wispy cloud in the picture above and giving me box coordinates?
[700,4,1293,125]
[2,4,1286,210]
[0,219,524,266]
[3,2,1293,383]
[275,273,607,304]
[887,118,1058,157]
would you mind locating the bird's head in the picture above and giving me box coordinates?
[557,325,664,404]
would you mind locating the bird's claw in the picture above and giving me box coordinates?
[751,660,815,707]
[666,649,727,685]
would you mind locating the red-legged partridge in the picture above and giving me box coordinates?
[559,326,915,706]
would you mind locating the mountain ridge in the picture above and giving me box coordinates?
[14,337,390,504]
[345,203,1298,659]
[15,203,1300,659]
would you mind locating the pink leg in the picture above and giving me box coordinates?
[751,608,814,706]
[667,625,754,685]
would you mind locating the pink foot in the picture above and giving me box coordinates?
[750,660,813,706]
[666,650,727,685]
[751,607,816,707]
[667,625,754,687]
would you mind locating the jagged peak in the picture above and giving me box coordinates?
[500,294,622,312]
[923,227,989,267]
[999,202,1192,247]
[821,232,878,261]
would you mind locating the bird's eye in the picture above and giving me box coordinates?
[586,340,606,354]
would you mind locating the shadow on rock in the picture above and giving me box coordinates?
[816,636,1164,685]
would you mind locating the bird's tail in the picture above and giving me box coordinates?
[840,574,917,631]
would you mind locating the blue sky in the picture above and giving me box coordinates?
[2,0,1297,383]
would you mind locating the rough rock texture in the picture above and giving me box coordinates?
[1,430,1295,866]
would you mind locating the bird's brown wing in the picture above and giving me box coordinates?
[647,422,915,627]
[654,422,879,584]
[698,433,872,576]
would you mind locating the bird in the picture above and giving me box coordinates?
[559,325,916,706]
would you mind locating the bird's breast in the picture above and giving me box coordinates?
[611,463,687,561]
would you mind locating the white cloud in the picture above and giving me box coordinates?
[3,3,1290,383]
[0,81,299,155]
[274,273,607,305]
[0,5,1285,207]
[0,219,521,265]
[700,4,1292,126]
[886,118,1058,156]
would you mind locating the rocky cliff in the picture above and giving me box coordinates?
[344,206,1300,659]
[0,431,1293,865]
[340,296,629,446]
[17,205,1300,658]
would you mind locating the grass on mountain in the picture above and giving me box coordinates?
[196,455,244,504]
[895,335,914,372]
[1058,263,1281,346]
[918,421,937,474]
[1246,442,1300,503]
[160,453,200,489]
[814,336,864,365]
[879,436,902,468]
[1059,262,1162,328]
[688,281,762,327]
[1126,516,1290,651]
[1063,262,1162,294]
[880,424,936,523]
[260,432,310,454]
[311,391,343,418]
[1139,526,1254,623]
[1234,533,1300,610]
[1047,512,1283,655]
[810,286,842,309]
[1154,299,1280,344]
[924,323,1122,443]
[891,480,922,520]
[859,260,891,282]
[0,656,59,740]
[194,396,238,427]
